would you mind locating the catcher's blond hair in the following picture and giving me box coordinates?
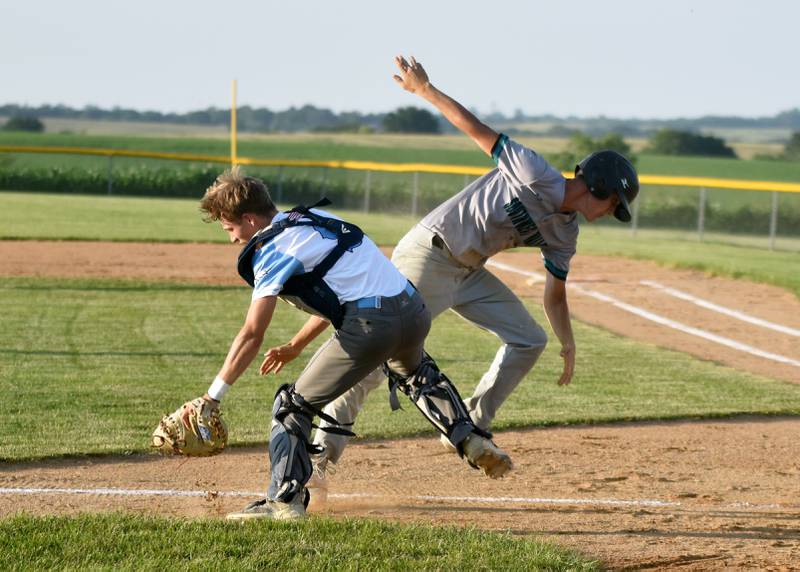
[200,166,277,222]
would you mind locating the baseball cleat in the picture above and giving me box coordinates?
[226,494,307,521]
[462,433,514,479]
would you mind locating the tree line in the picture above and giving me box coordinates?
[3,105,800,161]
[2,103,800,135]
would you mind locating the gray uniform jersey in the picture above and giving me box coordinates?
[419,134,578,280]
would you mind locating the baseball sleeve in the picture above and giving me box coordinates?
[540,246,575,281]
[491,134,552,187]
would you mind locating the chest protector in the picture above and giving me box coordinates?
[237,198,365,329]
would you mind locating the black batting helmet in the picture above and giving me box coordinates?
[575,150,639,222]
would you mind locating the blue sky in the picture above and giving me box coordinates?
[2,0,798,119]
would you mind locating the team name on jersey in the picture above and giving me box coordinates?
[503,197,548,247]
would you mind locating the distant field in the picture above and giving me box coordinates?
[40,116,231,138]
[2,130,800,182]
[21,114,793,150]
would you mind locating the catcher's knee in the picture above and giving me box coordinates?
[384,354,483,452]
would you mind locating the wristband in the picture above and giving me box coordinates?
[207,376,231,401]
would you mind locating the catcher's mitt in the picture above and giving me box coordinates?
[152,397,228,457]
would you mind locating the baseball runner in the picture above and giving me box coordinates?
[263,55,640,499]
[177,167,512,521]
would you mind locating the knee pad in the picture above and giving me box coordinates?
[383,354,489,455]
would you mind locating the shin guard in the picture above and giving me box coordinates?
[268,384,354,504]
[384,354,489,455]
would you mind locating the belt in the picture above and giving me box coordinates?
[355,281,415,309]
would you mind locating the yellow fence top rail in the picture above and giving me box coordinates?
[2,144,799,193]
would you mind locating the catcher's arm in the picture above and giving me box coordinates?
[203,295,277,400]
[152,294,277,457]
[260,314,330,375]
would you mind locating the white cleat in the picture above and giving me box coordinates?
[462,433,514,479]
[226,493,307,521]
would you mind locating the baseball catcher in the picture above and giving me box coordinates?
[151,397,228,457]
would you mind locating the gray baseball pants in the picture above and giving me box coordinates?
[315,224,548,463]
[294,284,430,409]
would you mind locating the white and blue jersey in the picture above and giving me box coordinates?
[251,209,408,303]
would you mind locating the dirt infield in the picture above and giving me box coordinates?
[3,419,799,570]
[2,240,800,569]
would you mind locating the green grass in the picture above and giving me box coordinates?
[578,225,800,297]
[0,131,492,169]
[1,191,797,295]
[0,191,418,245]
[637,153,800,182]
[3,130,800,181]
[2,275,799,461]
[0,513,598,571]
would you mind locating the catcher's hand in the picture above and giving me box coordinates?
[151,397,228,457]
[260,342,302,375]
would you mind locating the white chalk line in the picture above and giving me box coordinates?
[0,486,675,508]
[486,260,800,368]
[641,279,800,338]
[486,260,546,282]
[2,486,793,512]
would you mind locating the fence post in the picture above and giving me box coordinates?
[363,170,371,213]
[411,171,419,217]
[631,190,640,237]
[769,190,779,251]
[107,155,113,195]
[697,187,706,241]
